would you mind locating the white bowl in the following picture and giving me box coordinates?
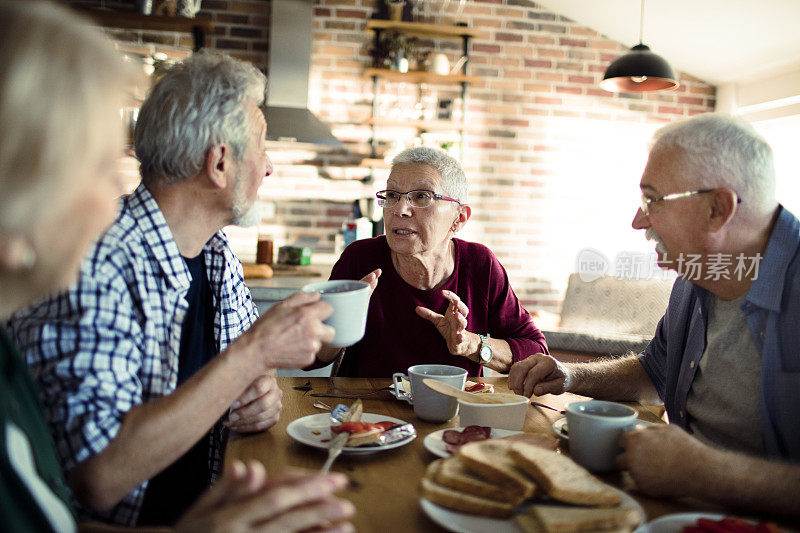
[456,394,529,431]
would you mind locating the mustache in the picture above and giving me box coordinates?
[645,228,663,245]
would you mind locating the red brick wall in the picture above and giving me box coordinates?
[64,0,716,311]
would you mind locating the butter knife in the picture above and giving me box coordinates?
[308,386,393,399]
[319,431,350,474]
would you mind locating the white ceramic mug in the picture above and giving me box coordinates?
[429,52,450,75]
[301,280,370,347]
[392,364,467,422]
[566,400,638,472]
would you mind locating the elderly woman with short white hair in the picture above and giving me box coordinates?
[315,147,548,377]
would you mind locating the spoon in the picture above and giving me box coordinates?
[421,379,510,404]
[313,400,334,411]
[421,379,566,413]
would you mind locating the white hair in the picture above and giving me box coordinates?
[392,147,468,203]
[135,51,266,187]
[0,0,129,231]
[650,113,776,216]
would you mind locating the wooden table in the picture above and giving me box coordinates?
[225,377,711,532]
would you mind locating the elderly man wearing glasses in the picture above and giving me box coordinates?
[312,147,548,377]
[509,113,800,520]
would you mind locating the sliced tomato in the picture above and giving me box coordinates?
[331,421,397,434]
[331,422,378,434]
[465,382,486,392]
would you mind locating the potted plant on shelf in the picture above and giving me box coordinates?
[371,33,418,72]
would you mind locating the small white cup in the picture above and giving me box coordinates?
[301,280,370,347]
[566,400,638,473]
[457,394,529,430]
[429,52,450,75]
[392,364,467,422]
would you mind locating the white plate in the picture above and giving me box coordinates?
[423,427,522,458]
[632,512,798,533]
[552,418,655,440]
[633,512,727,533]
[421,487,645,533]
[286,413,416,456]
[552,417,569,439]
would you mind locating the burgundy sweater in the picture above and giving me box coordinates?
[329,236,548,377]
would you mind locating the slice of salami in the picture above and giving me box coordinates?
[442,429,464,444]
[441,425,493,453]
[460,425,492,440]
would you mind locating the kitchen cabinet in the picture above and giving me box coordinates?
[363,20,481,165]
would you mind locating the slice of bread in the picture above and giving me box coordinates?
[428,457,526,505]
[508,443,621,507]
[499,432,559,451]
[343,399,363,422]
[345,427,383,447]
[420,476,515,519]
[516,504,640,533]
[339,399,380,446]
[457,440,537,500]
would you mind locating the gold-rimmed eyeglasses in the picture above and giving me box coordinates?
[640,188,741,216]
[376,189,461,209]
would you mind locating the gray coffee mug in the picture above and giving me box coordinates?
[392,364,467,422]
[566,400,638,472]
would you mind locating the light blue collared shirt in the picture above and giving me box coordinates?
[639,206,800,461]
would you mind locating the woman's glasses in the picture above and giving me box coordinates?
[376,189,461,209]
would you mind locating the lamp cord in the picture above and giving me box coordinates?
[639,0,645,44]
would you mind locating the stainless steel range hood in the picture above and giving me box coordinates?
[266,0,342,150]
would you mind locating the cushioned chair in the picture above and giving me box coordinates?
[537,273,675,357]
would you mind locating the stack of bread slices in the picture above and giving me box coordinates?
[421,439,642,532]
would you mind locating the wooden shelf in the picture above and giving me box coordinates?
[366,117,461,130]
[363,19,476,164]
[78,9,213,33]
[360,158,391,168]
[77,8,213,50]
[365,19,480,39]
[364,68,478,84]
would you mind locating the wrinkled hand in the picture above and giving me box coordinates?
[508,354,570,397]
[226,372,282,433]
[176,460,355,533]
[236,292,335,372]
[360,268,381,295]
[415,290,475,358]
[616,423,708,498]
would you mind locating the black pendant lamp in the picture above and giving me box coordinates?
[600,0,679,93]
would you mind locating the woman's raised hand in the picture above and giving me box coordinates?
[415,290,478,358]
[360,268,382,295]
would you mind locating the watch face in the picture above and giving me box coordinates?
[480,346,492,362]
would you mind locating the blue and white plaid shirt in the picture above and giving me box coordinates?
[9,184,259,526]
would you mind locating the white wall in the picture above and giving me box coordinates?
[717,65,800,216]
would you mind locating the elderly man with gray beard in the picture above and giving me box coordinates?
[509,114,800,521]
[9,52,335,527]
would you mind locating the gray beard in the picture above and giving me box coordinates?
[233,199,261,227]
[232,169,261,227]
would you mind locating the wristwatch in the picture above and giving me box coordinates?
[478,333,493,364]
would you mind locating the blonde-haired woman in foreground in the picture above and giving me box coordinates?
[0,2,353,532]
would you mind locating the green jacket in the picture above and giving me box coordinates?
[0,328,75,532]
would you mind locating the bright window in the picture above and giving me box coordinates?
[751,114,800,215]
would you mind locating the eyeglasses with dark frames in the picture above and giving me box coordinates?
[376,189,462,209]
[640,188,741,216]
